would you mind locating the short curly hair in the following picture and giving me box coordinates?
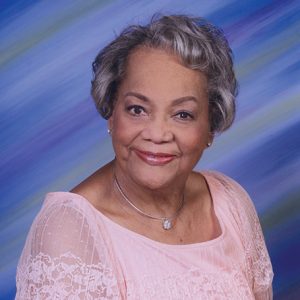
[91,14,237,133]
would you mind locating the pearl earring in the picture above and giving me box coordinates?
[107,129,111,135]
[207,142,212,147]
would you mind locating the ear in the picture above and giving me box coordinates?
[206,132,214,148]
[108,112,114,132]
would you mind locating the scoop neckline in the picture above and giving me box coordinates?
[47,171,226,249]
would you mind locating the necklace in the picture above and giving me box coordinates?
[114,175,184,230]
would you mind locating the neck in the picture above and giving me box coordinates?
[112,162,187,217]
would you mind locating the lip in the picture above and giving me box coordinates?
[133,149,177,166]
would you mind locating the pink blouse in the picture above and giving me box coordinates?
[16,171,273,299]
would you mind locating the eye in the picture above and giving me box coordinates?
[175,111,194,120]
[126,105,146,116]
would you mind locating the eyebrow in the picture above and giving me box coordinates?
[124,92,198,105]
[124,92,149,102]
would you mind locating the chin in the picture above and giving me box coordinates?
[128,164,180,190]
[142,177,170,190]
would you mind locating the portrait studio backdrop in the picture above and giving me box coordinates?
[1,0,300,299]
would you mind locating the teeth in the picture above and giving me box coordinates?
[148,156,157,161]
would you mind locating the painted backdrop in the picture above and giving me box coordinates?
[1,0,300,299]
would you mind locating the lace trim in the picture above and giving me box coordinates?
[16,252,120,299]
[244,210,274,292]
[126,267,254,300]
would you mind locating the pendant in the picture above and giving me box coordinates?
[162,219,172,230]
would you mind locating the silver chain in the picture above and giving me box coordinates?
[114,174,184,230]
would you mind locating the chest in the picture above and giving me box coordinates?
[102,217,252,299]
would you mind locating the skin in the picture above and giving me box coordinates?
[71,47,221,244]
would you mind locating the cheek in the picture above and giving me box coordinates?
[179,126,209,154]
[111,113,140,148]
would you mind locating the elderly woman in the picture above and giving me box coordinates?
[16,15,273,299]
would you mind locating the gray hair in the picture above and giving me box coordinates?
[91,14,237,133]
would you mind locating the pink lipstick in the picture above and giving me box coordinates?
[134,149,176,166]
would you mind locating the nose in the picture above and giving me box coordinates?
[141,117,174,143]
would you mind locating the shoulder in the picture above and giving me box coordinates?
[198,170,264,234]
[42,191,97,216]
[189,170,256,228]
[16,192,123,299]
[201,170,247,193]
[189,169,251,207]
[26,191,109,258]
[34,191,100,232]
[199,170,260,235]
[70,162,115,214]
[199,170,252,207]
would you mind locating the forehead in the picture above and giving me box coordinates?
[120,47,208,100]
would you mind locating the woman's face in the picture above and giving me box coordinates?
[109,47,212,189]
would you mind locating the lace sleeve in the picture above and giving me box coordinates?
[212,172,274,299]
[16,194,121,299]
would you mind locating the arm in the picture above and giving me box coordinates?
[16,195,121,299]
[212,172,274,299]
[243,199,274,300]
[228,177,274,299]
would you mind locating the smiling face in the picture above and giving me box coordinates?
[109,47,212,190]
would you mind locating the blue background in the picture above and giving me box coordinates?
[1,0,300,299]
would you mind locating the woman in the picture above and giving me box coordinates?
[16,15,273,299]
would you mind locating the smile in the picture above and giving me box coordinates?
[133,149,177,166]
